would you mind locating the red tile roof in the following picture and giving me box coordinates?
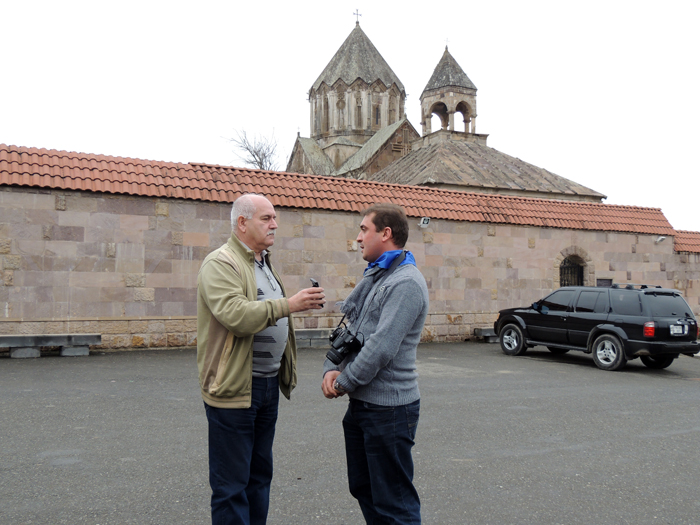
[0,144,685,242]
[675,230,700,253]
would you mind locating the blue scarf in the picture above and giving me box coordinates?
[341,250,417,324]
[364,250,416,274]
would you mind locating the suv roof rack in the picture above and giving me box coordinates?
[610,283,663,290]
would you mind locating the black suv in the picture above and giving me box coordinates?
[494,284,699,371]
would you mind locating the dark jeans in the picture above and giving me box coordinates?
[342,398,421,525]
[204,376,279,525]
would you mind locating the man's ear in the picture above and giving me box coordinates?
[237,216,247,232]
[381,226,393,242]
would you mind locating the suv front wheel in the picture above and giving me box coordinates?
[591,334,627,371]
[500,323,527,356]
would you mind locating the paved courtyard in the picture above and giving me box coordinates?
[2,342,700,524]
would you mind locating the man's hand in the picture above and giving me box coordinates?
[322,370,344,399]
[288,286,325,313]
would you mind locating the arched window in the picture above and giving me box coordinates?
[429,102,449,132]
[430,114,442,133]
[322,97,329,133]
[455,101,471,133]
[560,256,584,287]
[355,95,363,129]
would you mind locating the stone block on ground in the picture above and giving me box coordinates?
[60,346,90,357]
[10,347,41,358]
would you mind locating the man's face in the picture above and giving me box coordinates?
[239,196,277,254]
[357,213,388,263]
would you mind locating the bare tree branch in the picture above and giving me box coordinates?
[229,129,279,171]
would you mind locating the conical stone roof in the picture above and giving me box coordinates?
[422,47,476,94]
[311,23,404,92]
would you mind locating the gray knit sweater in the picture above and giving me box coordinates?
[324,264,429,406]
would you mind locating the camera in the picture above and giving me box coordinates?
[326,324,362,365]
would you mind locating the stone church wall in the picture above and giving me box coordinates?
[1,187,698,351]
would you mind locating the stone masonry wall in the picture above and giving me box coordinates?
[1,186,698,350]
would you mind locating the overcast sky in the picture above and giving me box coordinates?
[2,0,698,231]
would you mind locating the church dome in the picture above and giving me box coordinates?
[422,46,476,96]
[311,22,404,93]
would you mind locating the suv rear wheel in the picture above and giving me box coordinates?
[591,334,627,371]
[640,355,675,369]
[500,324,527,356]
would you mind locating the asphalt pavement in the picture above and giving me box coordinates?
[2,342,700,525]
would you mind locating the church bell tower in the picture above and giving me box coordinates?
[420,47,478,136]
[308,22,406,149]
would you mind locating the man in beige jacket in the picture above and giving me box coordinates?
[197,193,324,524]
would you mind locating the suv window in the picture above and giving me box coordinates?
[646,293,693,317]
[594,292,610,313]
[541,290,575,312]
[575,291,608,313]
[610,290,642,315]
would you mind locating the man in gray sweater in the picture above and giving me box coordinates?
[322,203,429,525]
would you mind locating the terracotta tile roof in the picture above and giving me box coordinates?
[675,230,700,253]
[0,144,682,240]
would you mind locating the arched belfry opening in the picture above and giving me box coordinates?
[560,256,585,287]
[455,101,473,133]
[429,102,449,131]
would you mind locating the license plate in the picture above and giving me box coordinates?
[670,325,686,335]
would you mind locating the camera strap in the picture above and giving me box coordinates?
[372,250,407,283]
[354,250,408,337]
[332,250,408,337]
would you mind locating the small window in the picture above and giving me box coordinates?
[610,290,642,315]
[575,291,601,313]
[541,290,575,312]
[593,292,610,314]
[575,291,609,313]
[375,106,380,125]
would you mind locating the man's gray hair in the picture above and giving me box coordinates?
[231,193,261,231]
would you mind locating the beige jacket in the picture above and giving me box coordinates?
[196,233,297,408]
